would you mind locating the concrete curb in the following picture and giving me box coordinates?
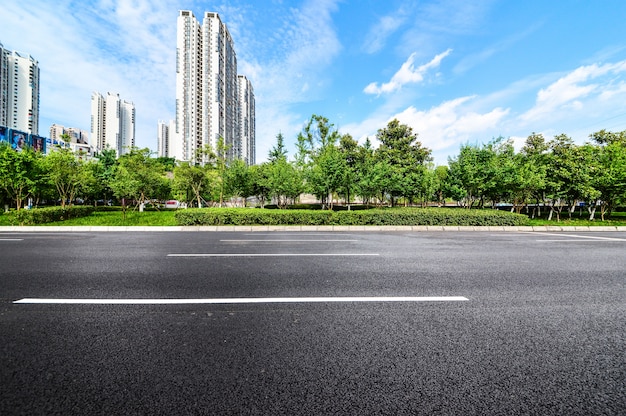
[1,225,626,232]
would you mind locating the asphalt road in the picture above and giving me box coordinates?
[1,230,624,415]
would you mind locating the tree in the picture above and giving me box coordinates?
[92,148,118,204]
[113,147,171,211]
[448,144,487,208]
[545,135,598,221]
[520,133,549,217]
[215,137,231,206]
[78,160,105,206]
[297,115,342,209]
[250,163,271,208]
[225,159,254,207]
[108,164,140,219]
[0,142,43,210]
[338,134,359,209]
[43,146,84,208]
[173,163,211,207]
[268,158,303,208]
[364,160,395,207]
[589,130,626,220]
[268,132,288,163]
[375,119,432,206]
[433,165,449,207]
[352,138,377,205]
[588,129,626,145]
[155,156,176,172]
[264,133,303,208]
[308,144,344,209]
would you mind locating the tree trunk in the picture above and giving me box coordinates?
[587,205,596,221]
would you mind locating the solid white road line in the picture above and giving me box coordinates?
[0,239,23,241]
[536,239,621,242]
[13,296,469,305]
[220,239,359,242]
[167,253,379,257]
[528,232,626,241]
[244,233,351,236]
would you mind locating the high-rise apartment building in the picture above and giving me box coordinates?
[91,92,135,156]
[238,75,255,165]
[175,11,255,165]
[49,124,89,144]
[0,43,8,127]
[0,42,40,134]
[157,119,175,158]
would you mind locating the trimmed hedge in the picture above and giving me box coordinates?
[175,207,530,227]
[7,206,95,225]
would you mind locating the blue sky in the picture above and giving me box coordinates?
[3,0,626,165]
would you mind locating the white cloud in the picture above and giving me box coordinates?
[3,0,343,156]
[362,12,407,54]
[2,0,176,148]
[521,61,626,123]
[396,0,492,57]
[453,23,540,75]
[234,0,342,162]
[364,49,452,95]
[340,95,509,165]
[392,98,509,151]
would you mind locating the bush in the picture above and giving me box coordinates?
[7,206,95,225]
[175,207,529,227]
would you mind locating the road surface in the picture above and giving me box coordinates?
[1,230,624,415]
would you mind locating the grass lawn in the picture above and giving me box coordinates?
[0,208,178,226]
[527,210,626,227]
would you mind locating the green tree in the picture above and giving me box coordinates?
[250,163,271,208]
[215,137,231,206]
[433,165,449,207]
[352,138,377,205]
[173,163,211,207]
[269,158,303,208]
[338,134,359,209]
[92,148,118,204]
[588,130,626,220]
[308,144,344,209]
[78,160,104,206]
[520,133,549,218]
[43,146,84,208]
[448,144,488,208]
[265,133,303,208]
[298,115,342,209]
[268,132,288,163]
[108,164,140,219]
[225,159,254,207]
[114,147,171,210]
[375,119,432,206]
[545,135,597,221]
[0,142,43,210]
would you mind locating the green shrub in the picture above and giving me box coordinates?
[175,207,529,227]
[7,206,95,225]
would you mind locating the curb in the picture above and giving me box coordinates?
[1,226,626,232]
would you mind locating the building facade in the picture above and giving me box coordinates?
[175,11,254,165]
[238,75,255,165]
[49,124,89,144]
[157,119,175,158]
[0,42,40,134]
[91,92,135,156]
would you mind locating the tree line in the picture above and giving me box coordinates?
[1,115,625,221]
